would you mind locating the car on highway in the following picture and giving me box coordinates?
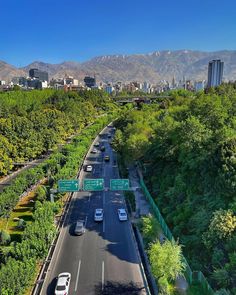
[101,146,105,152]
[86,165,93,172]
[94,142,100,147]
[108,134,111,138]
[91,148,98,154]
[117,208,128,221]
[94,208,104,222]
[55,272,71,295]
[104,155,110,162]
[74,220,85,235]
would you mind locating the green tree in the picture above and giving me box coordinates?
[149,240,186,286]
[0,230,11,245]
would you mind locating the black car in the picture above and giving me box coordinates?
[101,146,105,152]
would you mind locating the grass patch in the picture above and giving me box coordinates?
[0,191,35,242]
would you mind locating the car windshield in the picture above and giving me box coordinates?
[56,285,66,291]
[120,212,126,216]
[96,213,102,216]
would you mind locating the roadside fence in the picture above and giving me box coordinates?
[137,162,215,295]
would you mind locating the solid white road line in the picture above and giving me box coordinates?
[102,261,105,291]
[53,196,75,267]
[103,192,105,207]
[103,217,105,233]
[74,259,81,292]
[85,215,88,227]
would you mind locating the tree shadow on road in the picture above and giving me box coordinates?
[94,280,145,295]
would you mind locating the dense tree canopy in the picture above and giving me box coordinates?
[0,89,117,175]
[0,89,118,294]
[113,84,236,293]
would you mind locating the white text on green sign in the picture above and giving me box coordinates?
[110,179,130,190]
[83,179,104,191]
[58,180,79,192]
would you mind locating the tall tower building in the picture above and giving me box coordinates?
[207,59,224,88]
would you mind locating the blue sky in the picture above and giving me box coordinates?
[1,0,236,66]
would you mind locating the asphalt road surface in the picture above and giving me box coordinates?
[40,126,147,295]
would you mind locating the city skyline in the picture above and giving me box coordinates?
[1,0,236,66]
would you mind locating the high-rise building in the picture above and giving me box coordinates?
[29,68,49,82]
[207,59,224,88]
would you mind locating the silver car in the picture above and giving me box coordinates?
[74,220,85,235]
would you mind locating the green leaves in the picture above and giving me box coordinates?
[149,240,186,284]
[114,85,236,292]
[203,209,236,247]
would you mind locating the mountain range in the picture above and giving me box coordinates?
[1,50,236,84]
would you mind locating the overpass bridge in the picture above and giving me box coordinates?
[114,96,170,104]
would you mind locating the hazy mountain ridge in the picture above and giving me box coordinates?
[1,50,236,83]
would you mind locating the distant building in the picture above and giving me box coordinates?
[12,76,28,86]
[207,59,224,88]
[195,80,205,91]
[105,85,114,94]
[133,81,142,90]
[186,80,193,91]
[84,76,96,88]
[27,79,48,89]
[29,68,49,82]
[50,78,64,88]
[0,80,6,85]
[64,76,78,86]
[12,77,20,85]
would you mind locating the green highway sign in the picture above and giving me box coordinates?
[58,180,79,192]
[83,179,104,191]
[110,179,130,191]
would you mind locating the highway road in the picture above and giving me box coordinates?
[40,125,147,295]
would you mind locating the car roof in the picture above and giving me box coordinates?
[95,208,103,212]
[76,220,84,225]
[57,273,70,285]
[118,208,126,213]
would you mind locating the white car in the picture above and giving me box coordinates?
[55,272,71,295]
[94,208,104,222]
[118,208,128,221]
[91,148,98,154]
[86,165,93,172]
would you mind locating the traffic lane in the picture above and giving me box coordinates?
[44,190,105,295]
[42,192,90,295]
[76,198,105,294]
[102,190,145,292]
[103,142,146,291]
[41,128,108,294]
